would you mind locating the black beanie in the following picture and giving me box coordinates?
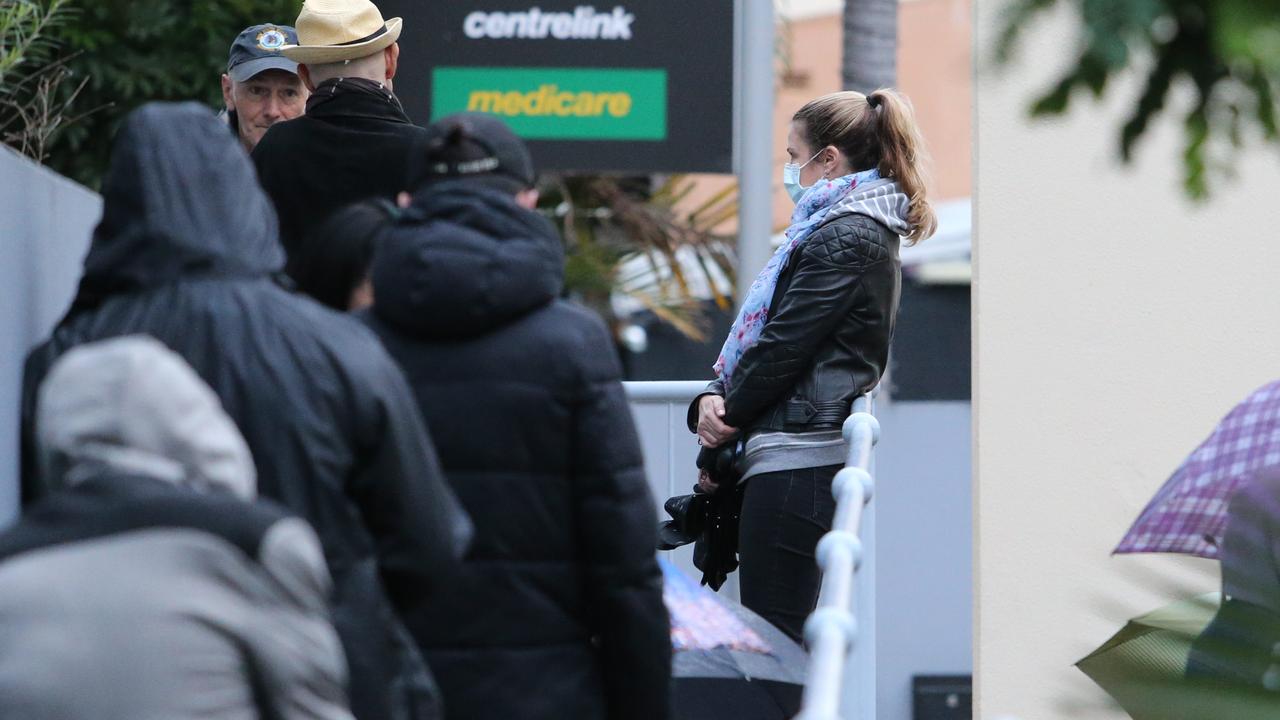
[408,112,536,193]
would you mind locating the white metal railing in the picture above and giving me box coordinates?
[623,379,713,556]
[622,380,708,403]
[622,381,879,718]
[796,390,880,720]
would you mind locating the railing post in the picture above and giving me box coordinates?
[622,381,882,718]
[850,415,877,720]
[796,391,880,720]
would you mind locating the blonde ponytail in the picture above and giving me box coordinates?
[792,88,937,244]
[866,88,936,244]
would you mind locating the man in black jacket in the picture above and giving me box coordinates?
[20,102,472,720]
[361,113,672,720]
[252,0,427,282]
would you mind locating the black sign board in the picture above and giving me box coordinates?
[381,1,736,173]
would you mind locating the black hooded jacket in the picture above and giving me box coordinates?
[361,181,672,720]
[20,103,472,720]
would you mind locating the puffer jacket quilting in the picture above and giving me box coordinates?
[363,180,671,720]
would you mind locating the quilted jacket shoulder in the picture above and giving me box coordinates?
[802,212,895,269]
[689,210,901,434]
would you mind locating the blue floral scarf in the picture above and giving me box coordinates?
[714,168,881,388]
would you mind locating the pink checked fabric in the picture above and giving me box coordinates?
[661,559,771,654]
[1116,380,1280,558]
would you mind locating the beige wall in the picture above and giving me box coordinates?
[680,0,971,234]
[975,3,1280,719]
[900,0,970,201]
[769,11,843,230]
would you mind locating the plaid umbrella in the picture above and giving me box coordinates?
[1078,593,1280,719]
[1116,380,1280,557]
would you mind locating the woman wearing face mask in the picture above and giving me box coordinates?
[686,88,936,643]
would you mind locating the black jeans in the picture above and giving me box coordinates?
[737,464,840,644]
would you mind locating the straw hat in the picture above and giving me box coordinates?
[280,0,402,65]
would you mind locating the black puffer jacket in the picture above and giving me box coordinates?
[19,103,472,720]
[688,211,901,434]
[361,180,671,720]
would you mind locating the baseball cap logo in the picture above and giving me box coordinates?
[257,27,287,51]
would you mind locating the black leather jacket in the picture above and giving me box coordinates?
[688,211,901,435]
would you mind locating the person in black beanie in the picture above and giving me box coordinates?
[360,111,672,720]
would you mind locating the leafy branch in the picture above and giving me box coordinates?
[996,0,1280,199]
[0,53,100,161]
[0,0,102,163]
[0,0,70,85]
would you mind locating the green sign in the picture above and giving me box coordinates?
[431,67,667,141]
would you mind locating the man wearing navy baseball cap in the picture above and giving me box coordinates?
[220,24,308,152]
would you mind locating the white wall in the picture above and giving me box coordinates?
[974,2,1280,719]
[0,147,98,527]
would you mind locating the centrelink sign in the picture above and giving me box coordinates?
[462,6,637,40]
[387,1,735,173]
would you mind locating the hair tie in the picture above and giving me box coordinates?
[868,93,883,109]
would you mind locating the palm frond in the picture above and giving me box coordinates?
[540,173,739,341]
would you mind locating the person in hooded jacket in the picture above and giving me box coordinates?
[360,113,672,720]
[19,102,472,720]
[1,335,351,720]
[689,89,937,644]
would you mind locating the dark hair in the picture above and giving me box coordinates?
[792,88,937,243]
[292,200,393,310]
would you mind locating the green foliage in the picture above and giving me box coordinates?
[0,0,82,160]
[1,0,68,84]
[996,0,1280,199]
[40,0,301,187]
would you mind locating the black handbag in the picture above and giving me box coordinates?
[656,440,746,591]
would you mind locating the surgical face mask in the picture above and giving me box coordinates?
[782,149,824,204]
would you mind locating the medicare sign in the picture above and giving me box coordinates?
[385,2,735,173]
[433,67,666,140]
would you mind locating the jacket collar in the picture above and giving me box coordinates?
[305,76,411,124]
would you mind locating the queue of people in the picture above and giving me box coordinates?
[18,98,470,720]
[2,0,938,717]
[7,1,670,718]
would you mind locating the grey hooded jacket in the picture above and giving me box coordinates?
[0,336,352,720]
